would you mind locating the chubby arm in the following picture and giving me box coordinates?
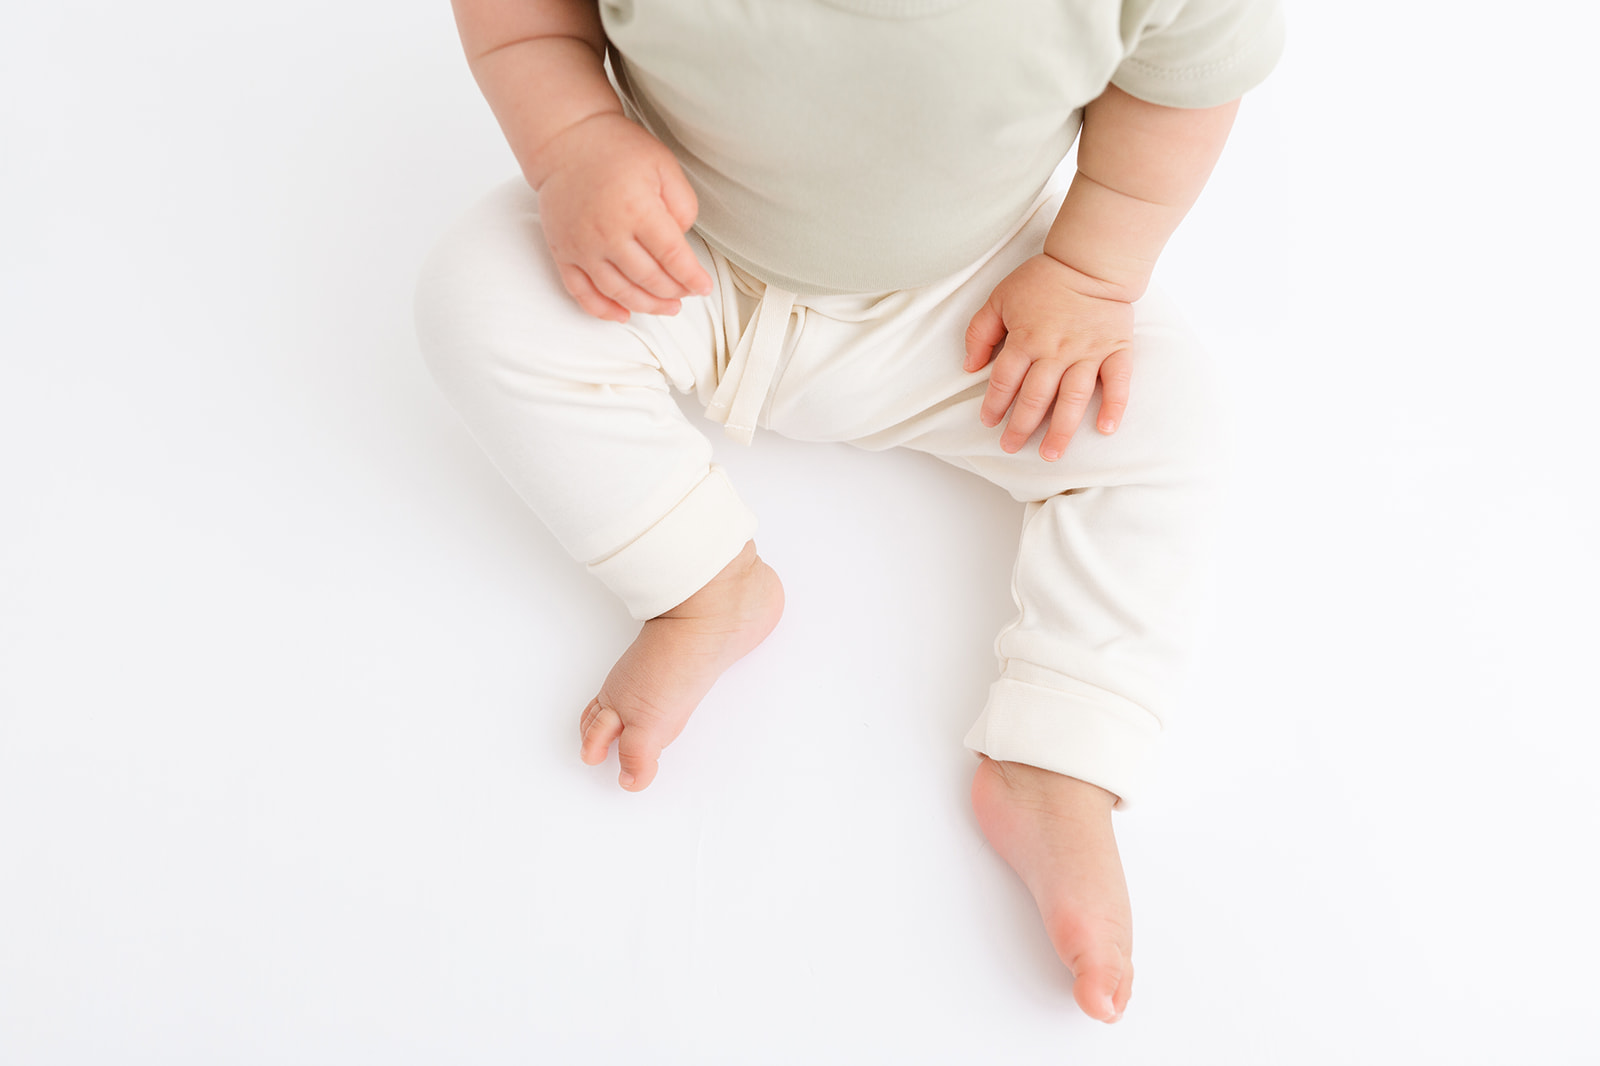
[451,0,711,320]
[966,84,1240,458]
[452,0,619,186]
[1048,83,1239,303]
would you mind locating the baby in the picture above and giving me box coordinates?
[416,0,1284,1024]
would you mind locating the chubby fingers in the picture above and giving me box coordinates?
[561,216,713,325]
[992,353,1063,453]
[560,265,630,324]
[977,330,1041,437]
[1037,358,1104,460]
[982,344,1134,460]
[611,239,691,304]
[1095,348,1132,435]
[587,260,682,320]
[637,213,713,298]
[560,255,689,323]
[1029,348,1133,460]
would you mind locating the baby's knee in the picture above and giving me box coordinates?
[413,181,552,383]
[412,179,657,406]
[1117,297,1228,486]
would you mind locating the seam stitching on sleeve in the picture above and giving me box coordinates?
[1121,8,1282,83]
[1119,51,1243,83]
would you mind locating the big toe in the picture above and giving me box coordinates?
[1072,962,1130,1023]
[615,731,662,791]
[1049,913,1132,1022]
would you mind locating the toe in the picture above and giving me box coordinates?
[1051,911,1132,1023]
[615,729,661,791]
[1112,967,1134,1017]
[1069,955,1131,1023]
[579,699,622,766]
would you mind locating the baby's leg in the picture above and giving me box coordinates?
[763,226,1220,1018]
[578,539,782,789]
[885,286,1220,1022]
[413,179,782,791]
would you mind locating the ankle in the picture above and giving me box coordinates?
[984,759,1118,816]
[659,541,778,620]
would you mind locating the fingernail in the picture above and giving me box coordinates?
[1042,447,1060,461]
[1102,994,1119,1022]
[619,772,635,788]
[1100,419,1117,433]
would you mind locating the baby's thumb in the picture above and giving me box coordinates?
[657,160,700,232]
[964,298,1006,371]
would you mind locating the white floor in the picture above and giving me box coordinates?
[4,2,1597,1062]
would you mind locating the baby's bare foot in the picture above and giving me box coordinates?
[971,756,1133,1023]
[579,541,783,791]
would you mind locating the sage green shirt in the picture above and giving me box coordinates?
[602,0,1285,294]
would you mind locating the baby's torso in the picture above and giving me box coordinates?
[601,0,1132,295]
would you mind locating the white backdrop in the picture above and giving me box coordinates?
[3,2,1597,1062]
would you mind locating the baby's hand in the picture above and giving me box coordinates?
[533,113,713,323]
[964,255,1134,460]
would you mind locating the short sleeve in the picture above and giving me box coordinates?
[1110,0,1287,109]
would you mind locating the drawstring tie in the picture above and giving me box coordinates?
[706,275,799,445]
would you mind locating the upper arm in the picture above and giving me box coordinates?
[1078,82,1240,207]
[451,0,606,65]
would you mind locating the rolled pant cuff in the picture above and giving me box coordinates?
[962,673,1163,809]
[586,464,759,621]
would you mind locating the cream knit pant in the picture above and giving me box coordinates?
[413,171,1222,806]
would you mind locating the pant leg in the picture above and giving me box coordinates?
[412,178,757,620]
[943,291,1222,810]
[759,191,1224,808]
